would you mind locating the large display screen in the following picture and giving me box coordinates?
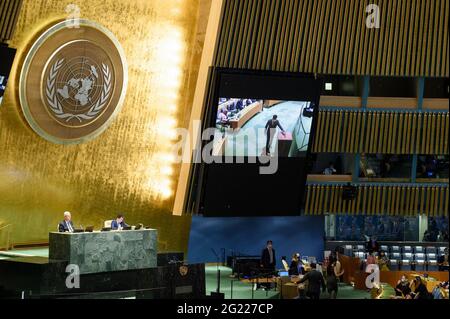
[191,69,322,216]
[214,98,316,157]
[0,46,16,107]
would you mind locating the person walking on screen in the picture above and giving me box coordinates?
[264,115,285,155]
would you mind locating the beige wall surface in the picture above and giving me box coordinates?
[0,0,211,252]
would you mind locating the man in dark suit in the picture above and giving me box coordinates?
[298,262,326,299]
[256,240,276,290]
[260,240,276,271]
[58,211,75,233]
[265,115,285,155]
[111,214,129,230]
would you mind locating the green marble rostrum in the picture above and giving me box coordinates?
[49,229,158,274]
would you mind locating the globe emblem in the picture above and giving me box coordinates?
[57,59,98,108]
[45,55,113,126]
[19,20,127,144]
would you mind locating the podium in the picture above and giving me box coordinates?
[49,229,158,274]
[277,132,293,157]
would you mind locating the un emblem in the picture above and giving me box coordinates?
[19,20,127,144]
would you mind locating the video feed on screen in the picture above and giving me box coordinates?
[0,46,16,107]
[213,98,316,157]
[0,75,8,106]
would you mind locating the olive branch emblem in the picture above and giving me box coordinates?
[45,58,112,122]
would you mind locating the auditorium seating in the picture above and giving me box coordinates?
[343,245,353,256]
[428,259,439,271]
[415,254,426,271]
[390,259,400,270]
[414,246,424,253]
[402,246,412,254]
[354,252,366,262]
[390,252,401,260]
[391,246,400,253]
[355,245,365,252]
[427,253,437,260]
[415,253,426,261]
[343,242,448,272]
[401,253,414,271]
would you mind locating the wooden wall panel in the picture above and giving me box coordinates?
[312,110,449,155]
[214,0,449,77]
[0,0,22,42]
[305,184,449,216]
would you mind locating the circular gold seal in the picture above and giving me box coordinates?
[179,265,189,276]
[19,20,128,144]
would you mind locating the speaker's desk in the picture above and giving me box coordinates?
[229,101,263,130]
[49,229,158,274]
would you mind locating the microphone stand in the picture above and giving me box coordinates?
[211,248,221,293]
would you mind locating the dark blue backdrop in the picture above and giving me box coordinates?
[187,216,325,269]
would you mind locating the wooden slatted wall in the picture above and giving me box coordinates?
[214,0,449,77]
[0,0,22,43]
[312,110,449,154]
[304,184,449,216]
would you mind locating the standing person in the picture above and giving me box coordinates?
[257,240,276,290]
[264,115,285,155]
[378,250,390,271]
[366,252,378,265]
[366,235,380,254]
[288,252,305,275]
[326,252,345,299]
[326,254,338,299]
[58,211,75,233]
[260,240,276,271]
[298,262,326,299]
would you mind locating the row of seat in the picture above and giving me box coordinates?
[353,252,443,271]
[345,244,447,254]
[354,252,440,262]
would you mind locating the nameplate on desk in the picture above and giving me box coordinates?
[175,285,193,295]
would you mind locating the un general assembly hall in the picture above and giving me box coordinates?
[0,0,449,308]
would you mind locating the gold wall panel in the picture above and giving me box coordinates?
[0,0,211,251]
